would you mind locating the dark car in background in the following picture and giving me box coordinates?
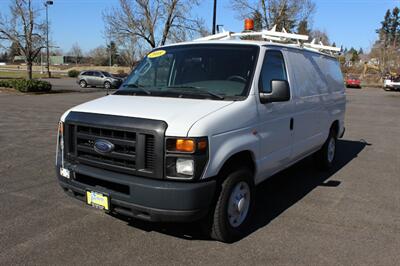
[77,71,123,89]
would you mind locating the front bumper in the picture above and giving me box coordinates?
[57,163,216,222]
[111,79,123,87]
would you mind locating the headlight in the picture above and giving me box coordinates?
[56,121,64,165]
[176,158,194,176]
[165,137,208,180]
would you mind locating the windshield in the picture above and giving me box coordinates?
[115,44,259,100]
[102,72,112,77]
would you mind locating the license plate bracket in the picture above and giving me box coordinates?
[86,191,110,211]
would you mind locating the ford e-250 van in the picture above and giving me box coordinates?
[56,30,345,243]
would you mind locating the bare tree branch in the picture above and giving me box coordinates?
[231,0,315,31]
[0,0,46,79]
[103,0,207,53]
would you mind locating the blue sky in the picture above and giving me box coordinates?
[0,0,399,53]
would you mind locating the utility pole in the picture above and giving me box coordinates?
[109,41,112,67]
[45,1,53,78]
[212,0,217,34]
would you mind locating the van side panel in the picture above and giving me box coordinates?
[287,50,327,160]
[318,56,346,138]
[286,49,345,162]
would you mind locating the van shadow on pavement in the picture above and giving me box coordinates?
[113,139,370,242]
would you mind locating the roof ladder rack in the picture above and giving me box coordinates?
[303,39,341,54]
[194,25,342,56]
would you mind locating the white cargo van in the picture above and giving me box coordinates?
[56,28,345,242]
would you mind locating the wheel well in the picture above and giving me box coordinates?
[331,120,339,138]
[218,151,256,178]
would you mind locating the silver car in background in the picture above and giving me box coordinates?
[77,70,123,89]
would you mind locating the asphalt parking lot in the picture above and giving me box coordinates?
[0,87,399,265]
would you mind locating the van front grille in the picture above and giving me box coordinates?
[64,112,166,179]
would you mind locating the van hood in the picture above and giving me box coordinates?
[61,95,234,136]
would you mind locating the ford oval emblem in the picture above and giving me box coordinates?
[94,139,114,154]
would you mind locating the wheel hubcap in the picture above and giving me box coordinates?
[327,138,335,163]
[227,181,250,228]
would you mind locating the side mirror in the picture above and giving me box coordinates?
[259,80,290,104]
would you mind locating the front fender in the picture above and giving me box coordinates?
[201,127,259,179]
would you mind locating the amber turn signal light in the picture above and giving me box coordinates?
[197,139,207,151]
[176,139,195,152]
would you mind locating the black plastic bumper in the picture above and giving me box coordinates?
[57,163,216,222]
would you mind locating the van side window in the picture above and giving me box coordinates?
[260,51,287,93]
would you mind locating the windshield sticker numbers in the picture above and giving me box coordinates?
[147,50,166,58]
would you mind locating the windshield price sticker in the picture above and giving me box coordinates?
[147,50,166,58]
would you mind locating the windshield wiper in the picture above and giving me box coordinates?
[165,85,224,100]
[121,83,151,95]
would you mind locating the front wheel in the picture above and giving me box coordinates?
[208,168,254,243]
[104,81,111,90]
[79,80,87,88]
[315,130,337,170]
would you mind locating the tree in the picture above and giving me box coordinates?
[390,7,399,46]
[350,50,359,64]
[0,0,46,80]
[8,41,21,61]
[70,42,83,65]
[231,0,315,31]
[118,37,139,69]
[372,7,400,77]
[106,41,118,66]
[253,10,263,31]
[88,46,108,66]
[297,19,310,35]
[103,0,207,52]
[310,29,329,44]
[358,47,364,55]
[377,9,392,47]
[0,51,8,62]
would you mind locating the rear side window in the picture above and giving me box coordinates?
[321,59,344,92]
[289,51,328,97]
[259,50,287,93]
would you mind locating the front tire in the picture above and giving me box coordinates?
[79,80,87,88]
[209,168,254,243]
[315,129,337,170]
[104,81,111,90]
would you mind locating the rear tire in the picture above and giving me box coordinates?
[315,129,337,170]
[207,168,254,243]
[79,80,87,88]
